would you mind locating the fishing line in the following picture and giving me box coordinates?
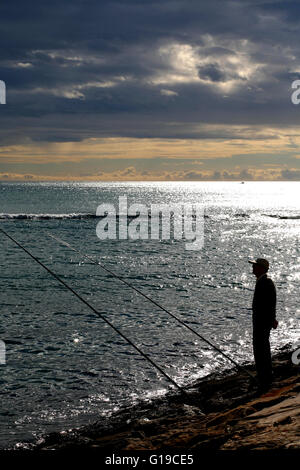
[0,227,190,396]
[47,232,257,382]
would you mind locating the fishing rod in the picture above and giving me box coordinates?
[0,227,190,397]
[47,232,257,383]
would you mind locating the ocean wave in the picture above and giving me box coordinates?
[3,211,299,221]
[0,212,210,221]
[263,214,300,220]
[0,213,148,220]
[0,213,99,220]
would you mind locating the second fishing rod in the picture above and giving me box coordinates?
[47,232,257,383]
[0,227,189,397]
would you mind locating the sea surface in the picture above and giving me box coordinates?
[0,181,299,449]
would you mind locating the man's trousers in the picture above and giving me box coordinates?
[253,325,273,387]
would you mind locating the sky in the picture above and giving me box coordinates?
[1,0,300,181]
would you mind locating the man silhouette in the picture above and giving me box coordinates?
[249,258,278,392]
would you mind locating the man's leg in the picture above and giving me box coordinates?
[253,327,272,388]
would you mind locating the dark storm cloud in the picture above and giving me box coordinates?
[197,62,247,83]
[198,63,226,82]
[1,0,300,144]
[280,168,300,179]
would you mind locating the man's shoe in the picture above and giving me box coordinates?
[257,383,272,395]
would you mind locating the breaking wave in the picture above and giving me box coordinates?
[0,212,210,221]
[263,214,300,220]
[0,213,149,220]
[0,213,99,220]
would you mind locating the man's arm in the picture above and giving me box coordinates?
[267,279,277,328]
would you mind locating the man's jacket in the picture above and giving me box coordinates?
[252,274,276,329]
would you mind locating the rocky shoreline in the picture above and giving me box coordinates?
[10,345,300,454]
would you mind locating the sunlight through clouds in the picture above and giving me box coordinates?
[1,0,300,180]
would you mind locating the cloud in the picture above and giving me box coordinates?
[0,0,299,142]
[198,63,227,82]
[280,168,300,180]
[0,165,290,182]
[197,61,247,84]
[0,0,300,179]
[180,171,205,180]
[160,89,178,97]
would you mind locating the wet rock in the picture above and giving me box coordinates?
[18,349,300,452]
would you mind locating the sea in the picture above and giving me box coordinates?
[0,181,299,449]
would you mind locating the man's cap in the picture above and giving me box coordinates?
[248,258,269,270]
